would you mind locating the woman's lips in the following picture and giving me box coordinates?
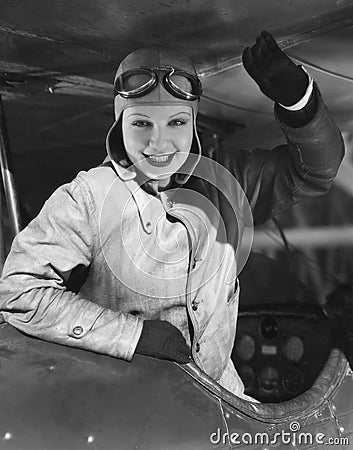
[144,153,176,167]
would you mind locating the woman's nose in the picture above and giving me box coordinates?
[149,125,169,152]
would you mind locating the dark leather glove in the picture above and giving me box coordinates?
[135,320,191,364]
[242,30,309,106]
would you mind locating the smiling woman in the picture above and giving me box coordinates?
[122,105,193,188]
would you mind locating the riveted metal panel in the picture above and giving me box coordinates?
[0,324,228,450]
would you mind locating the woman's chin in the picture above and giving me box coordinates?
[156,176,173,188]
[139,162,175,180]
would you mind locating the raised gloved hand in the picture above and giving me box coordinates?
[242,30,309,106]
[135,319,191,364]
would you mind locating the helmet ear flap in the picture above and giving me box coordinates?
[106,116,132,167]
[190,132,200,156]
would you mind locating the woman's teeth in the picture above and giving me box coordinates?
[148,154,172,163]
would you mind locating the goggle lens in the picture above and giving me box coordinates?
[168,72,194,95]
[121,71,154,91]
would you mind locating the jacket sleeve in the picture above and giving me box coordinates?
[218,84,345,225]
[0,175,143,361]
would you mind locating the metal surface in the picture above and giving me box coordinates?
[248,226,353,250]
[221,367,353,449]
[0,0,352,75]
[0,184,5,273]
[0,324,228,450]
[0,323,352,449]
[0,95,22,237]
[331,369,353,442]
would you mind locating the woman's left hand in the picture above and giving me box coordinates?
[242,30,309,106]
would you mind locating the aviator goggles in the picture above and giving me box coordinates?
[114,66,202,101]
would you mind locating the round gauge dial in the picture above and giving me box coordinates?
[259,366,280,391]
[283,336,304,362]
[283,368,304,394]
[260,317,278,339]
[236,334,256,360]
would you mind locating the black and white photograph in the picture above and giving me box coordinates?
[0,1,353,448]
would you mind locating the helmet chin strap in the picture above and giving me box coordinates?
[145,179,159,195]
[141,175,176,195]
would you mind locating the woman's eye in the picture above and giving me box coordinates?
[168,119,187,127]
[132,121,151,128]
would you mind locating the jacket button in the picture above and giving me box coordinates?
[195,343,200,352]
[73,326,83,336]
[192,301,198,311]
[167,199,173,208]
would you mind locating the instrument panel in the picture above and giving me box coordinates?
[232,308,333,403]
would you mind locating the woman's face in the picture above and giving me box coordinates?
[122,104,193,187]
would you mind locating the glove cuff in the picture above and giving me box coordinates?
[279,66,313,111]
